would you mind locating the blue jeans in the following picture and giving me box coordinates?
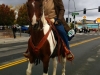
[55,24,70,50]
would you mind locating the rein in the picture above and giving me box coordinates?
[29,17,60,61]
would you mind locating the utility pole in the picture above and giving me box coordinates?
[68,0,70,25]
[68,0,76,27]
[73,15,75,29]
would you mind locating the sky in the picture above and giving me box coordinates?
[0,0,100,21]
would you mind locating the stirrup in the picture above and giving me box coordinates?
[67,51,74,61]
[23,52,30,58]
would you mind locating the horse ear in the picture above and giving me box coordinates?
[41,11,48,25]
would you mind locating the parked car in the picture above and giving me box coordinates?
[21,25,29,33]
[16,25,21,32]
[0,25,3,30]
[79,28,83,33]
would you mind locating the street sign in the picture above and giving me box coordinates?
[96,18,100,23]
[83,15,86,19]
[72,12,79,16]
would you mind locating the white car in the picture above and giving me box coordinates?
[16,25,21,32]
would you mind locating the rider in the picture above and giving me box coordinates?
[23,0,74,61]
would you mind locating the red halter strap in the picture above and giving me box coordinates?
[29,24,52,51]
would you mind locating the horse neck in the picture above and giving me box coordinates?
[30,9,51,45]
[30,22,44,46]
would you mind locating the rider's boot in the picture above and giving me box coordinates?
[67,51,74,61]
[23,52,30,58]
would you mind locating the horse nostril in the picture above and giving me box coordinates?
[32,23,39,29]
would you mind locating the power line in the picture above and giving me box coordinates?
[68,0,76,24]
[69,8,98,13]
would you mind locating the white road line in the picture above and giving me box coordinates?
[0,44,27,52]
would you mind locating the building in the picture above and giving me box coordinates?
[81,19,96,24]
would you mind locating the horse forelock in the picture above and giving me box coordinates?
[28,0,41,26]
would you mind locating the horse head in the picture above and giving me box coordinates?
[27,0,43,27]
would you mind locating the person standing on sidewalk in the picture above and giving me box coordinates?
[12,25,17,39]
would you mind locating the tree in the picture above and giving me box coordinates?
[70,23,74,29]
[0,4,15,26]
[17,3,29,25]
[82,19,86,24]
[15,5,21,10]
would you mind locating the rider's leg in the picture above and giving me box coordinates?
[55,24,74,61]
[55,24,70,49]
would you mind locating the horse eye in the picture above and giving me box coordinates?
[40,4,42,7]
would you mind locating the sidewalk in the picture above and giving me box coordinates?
[0,32,97,44]
[0,32,82,44]
[0,36,29,44]
[0,32,29,44]
[0,36,30,44]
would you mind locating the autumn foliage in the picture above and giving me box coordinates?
[0,4,15,26]
[17,3,29,26]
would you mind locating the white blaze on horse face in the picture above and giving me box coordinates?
[31,1,37,25]
[32,14,37,25]
[32,1,35,7]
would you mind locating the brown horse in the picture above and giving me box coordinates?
[26,0,69,75]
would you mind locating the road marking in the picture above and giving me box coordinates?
[0,44,27,52]
[70,36,100,47]
[0,58,28,70]
[87,58,95,62]
[0,36,100,70]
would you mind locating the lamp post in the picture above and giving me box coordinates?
[68,0,70,25]
[68,0,76,29]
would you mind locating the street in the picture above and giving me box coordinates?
[0,33,100,75]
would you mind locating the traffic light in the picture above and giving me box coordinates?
[83,8,86,14]
[66,18,68,23]
[66,18,71,23]
[98,6,100,12]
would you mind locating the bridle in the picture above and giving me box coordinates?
[26,0,43,30]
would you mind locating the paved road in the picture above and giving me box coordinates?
[0,34,100,75]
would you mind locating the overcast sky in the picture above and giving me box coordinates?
[0,0,100,21]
